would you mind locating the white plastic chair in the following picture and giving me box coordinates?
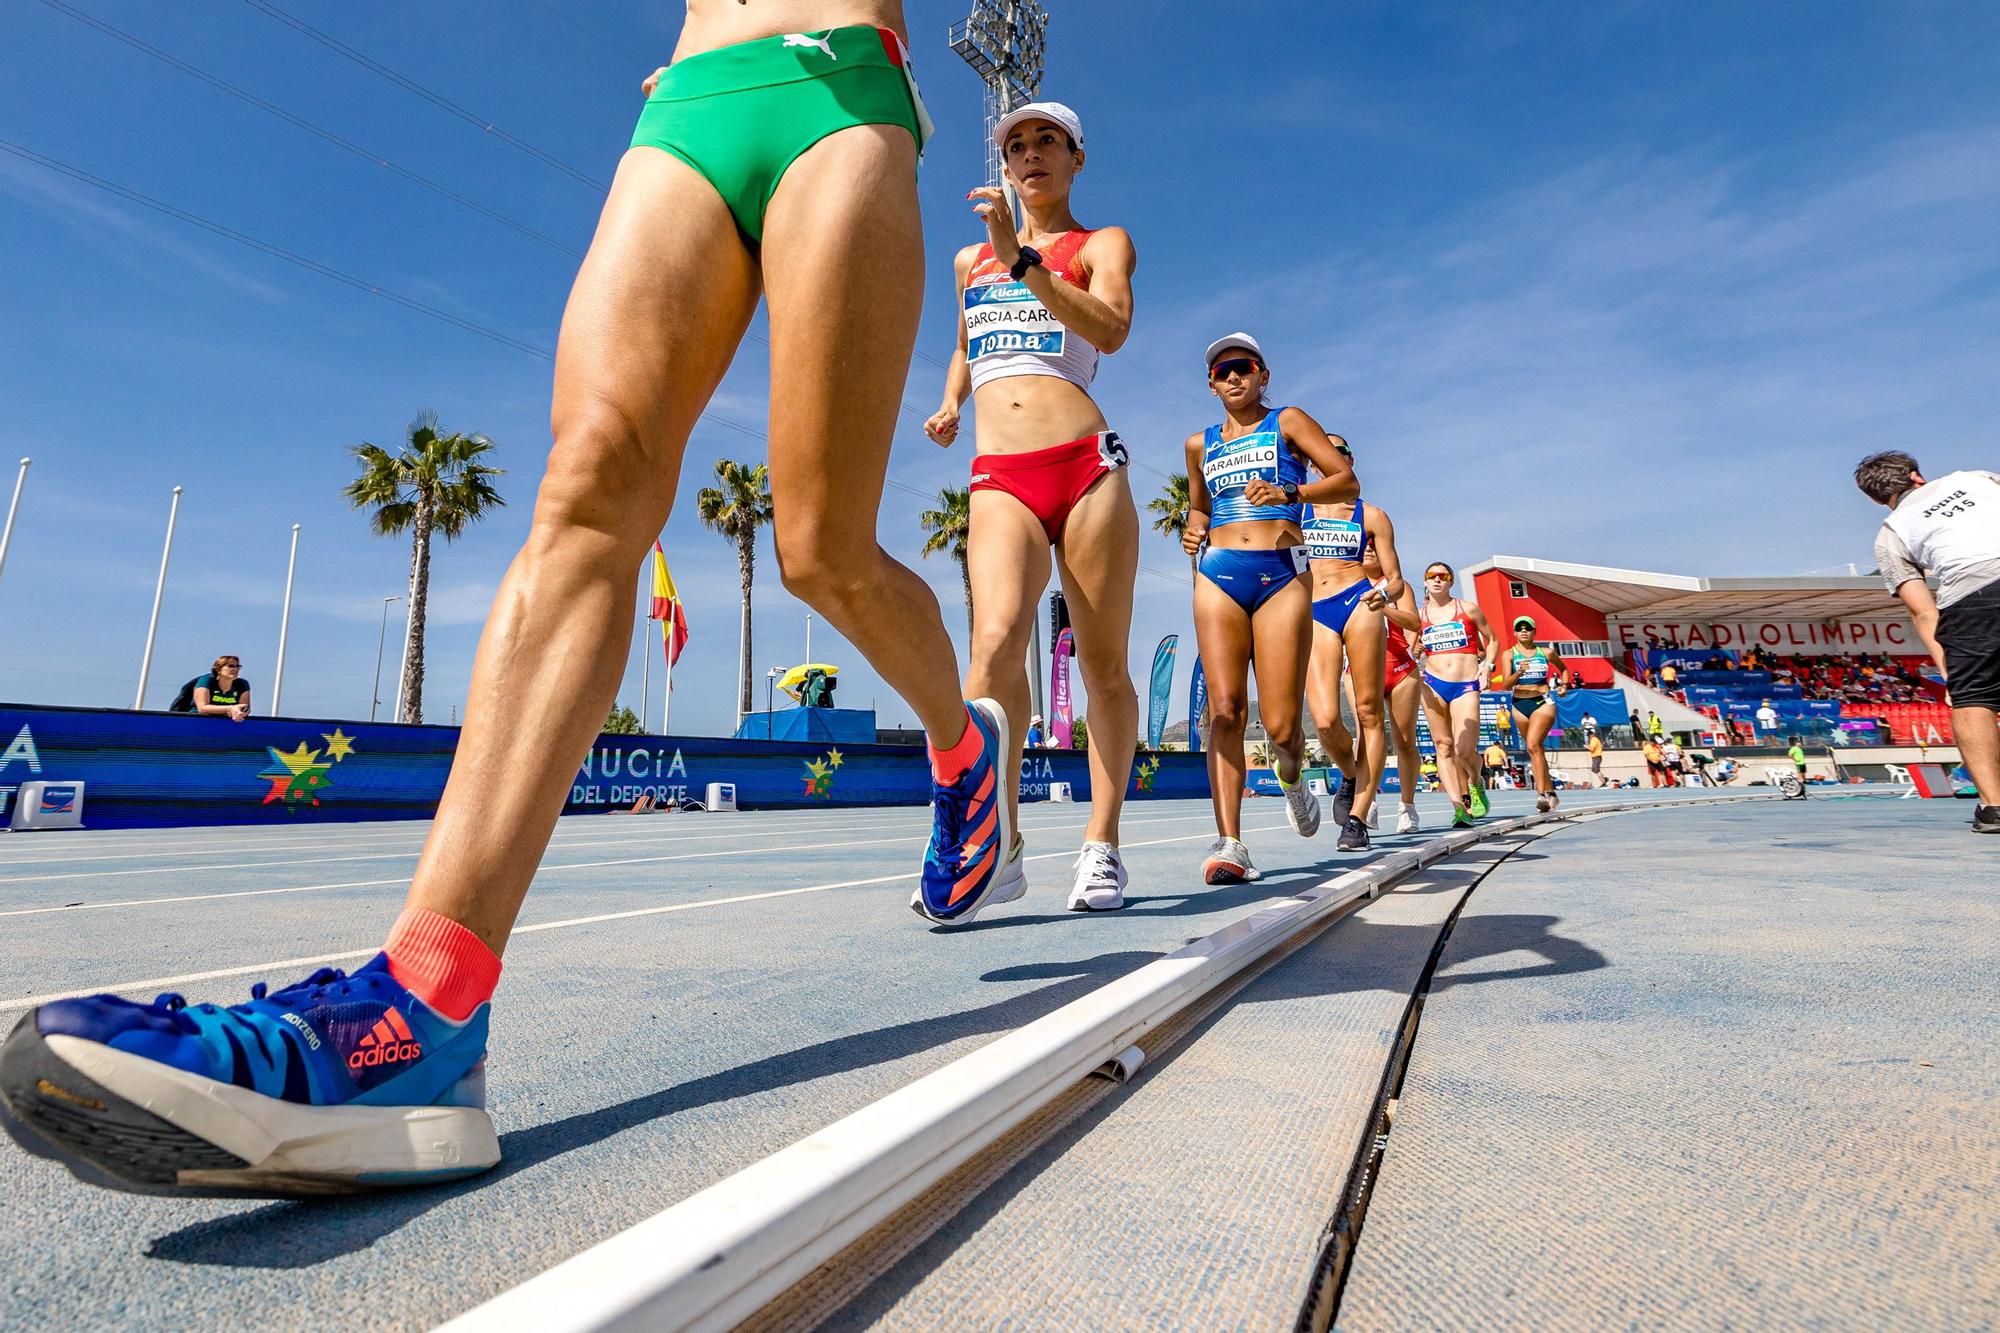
[1885,763,1916,797]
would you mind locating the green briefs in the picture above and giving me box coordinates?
[630,25,934,243]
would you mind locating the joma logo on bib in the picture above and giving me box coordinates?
[966,280,1065,360]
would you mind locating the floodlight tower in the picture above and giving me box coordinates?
[949,0,1050,187]
[950,0,1052,721]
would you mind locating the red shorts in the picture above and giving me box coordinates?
[971,431,1128,542]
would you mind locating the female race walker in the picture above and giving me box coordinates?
[1183,333,1358,882]
[925,101,1140,914]
[1368,545,1432,833]
[1303,473,1407,851]
[1416,562,1496,827]
[1496,614,1570,812]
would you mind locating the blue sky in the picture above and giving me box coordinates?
[1,1,1996,734]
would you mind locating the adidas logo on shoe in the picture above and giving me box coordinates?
[347,1007,424,1071]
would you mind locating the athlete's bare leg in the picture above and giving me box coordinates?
[1456,688,1488,792]
[1195,578,1255,842]
[965,489,1052,840]
[1053,469,1139,845]
[1417,684,1467,809]
[404,149,758,952]
[1250,583,1314,786]
[1307,625,1354,776]
[1519,704,1557,793]
[760,126,968,746]
[1343,616,1387,822]
[1386,674,1422,806]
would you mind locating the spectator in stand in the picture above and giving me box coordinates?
[1755,699,1779,735]
[1641,737,1666,787]
[1588,732,1606,786]
[1856,451,2000,833]
[1660,661,1679,693]
[182,655,252,722]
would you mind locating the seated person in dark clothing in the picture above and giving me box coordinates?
[193,655,252,721]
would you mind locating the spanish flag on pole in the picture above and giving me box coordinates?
[650,540,689,667]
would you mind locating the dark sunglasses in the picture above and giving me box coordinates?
[1208,357,1261,382]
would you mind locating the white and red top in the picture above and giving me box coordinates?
[963,229,1099,394]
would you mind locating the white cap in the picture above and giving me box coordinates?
[1204,331,1265,367]
[994,101,1083,150]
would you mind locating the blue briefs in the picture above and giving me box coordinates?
[1198,545,1308,614]
[1311,578,1374,636]
[1424,672,1481,705]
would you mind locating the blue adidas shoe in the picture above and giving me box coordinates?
[0,954,496,1196]
[911,698,1015,927]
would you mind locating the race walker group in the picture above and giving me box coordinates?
[0,9,1577,1202]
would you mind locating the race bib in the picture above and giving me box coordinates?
[1304,517,1364,562]
[1422,621,1469,653]
[1203,433,1281,494]
[965,278,1065,361]
[1096,432,1129,469]
[1516,653,1549,684]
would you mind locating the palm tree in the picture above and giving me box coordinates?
[919,486,973,621]
[696,459,774,723]
[1148,472,1196,579]
[343,410,504,724]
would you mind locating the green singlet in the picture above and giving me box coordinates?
[630,26,934,243]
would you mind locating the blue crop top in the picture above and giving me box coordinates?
[1202,407,1306,528]
[1303,483,1368,564]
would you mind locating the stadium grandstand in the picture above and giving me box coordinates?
[1462,557,1955,747]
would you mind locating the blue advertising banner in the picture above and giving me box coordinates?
[1146,635,1178,749]
[1188,656,1208,753]
[0,703,1214,831]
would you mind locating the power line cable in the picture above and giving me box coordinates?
[239,0,610,192]
[41,0,585,260]
[527,0,643,71]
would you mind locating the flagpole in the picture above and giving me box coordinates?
[661,598,677,738]
[0,458,29,591]
[271,523,300,716]
[640,606,653,733]
[134,485,182,710]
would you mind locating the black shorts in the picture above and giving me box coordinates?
[1939,577,2000,711]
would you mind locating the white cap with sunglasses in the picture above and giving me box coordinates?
[1204,332,1266,368]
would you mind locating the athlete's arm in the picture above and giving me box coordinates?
[1383,586,1423,633]
[1030,226,1134,353]
[1182,432,1212,556]
[1367,508,1407,604]
[1276,408,1359,504]
[1895,578,1948,679]
[924,247,979,447]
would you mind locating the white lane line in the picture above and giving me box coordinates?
[0,809,944,868]
[0,821,1282,1012]
[0,812,944,883]
[0,809,1209,919]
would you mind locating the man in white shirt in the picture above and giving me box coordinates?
[1856,451,2000,832]
[1755,701,1779,735]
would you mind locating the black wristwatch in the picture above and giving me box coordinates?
[1009,246,1043,281]
[1282,481,1302,504]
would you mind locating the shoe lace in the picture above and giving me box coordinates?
[151,966,352,1014]
[1075,842,1119,883]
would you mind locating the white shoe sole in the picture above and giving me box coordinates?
[1284,791,1321,839]
[44,1034,497,1192]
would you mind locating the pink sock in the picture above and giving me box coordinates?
[384,907,502,1022]
[928,705,982,783]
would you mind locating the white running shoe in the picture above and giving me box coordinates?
[1201,837,1261,884]
[1365,803,1379,830]
[1279,775,1322,838]
[1067,841,1128,911]
[1397,803,1420,835]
